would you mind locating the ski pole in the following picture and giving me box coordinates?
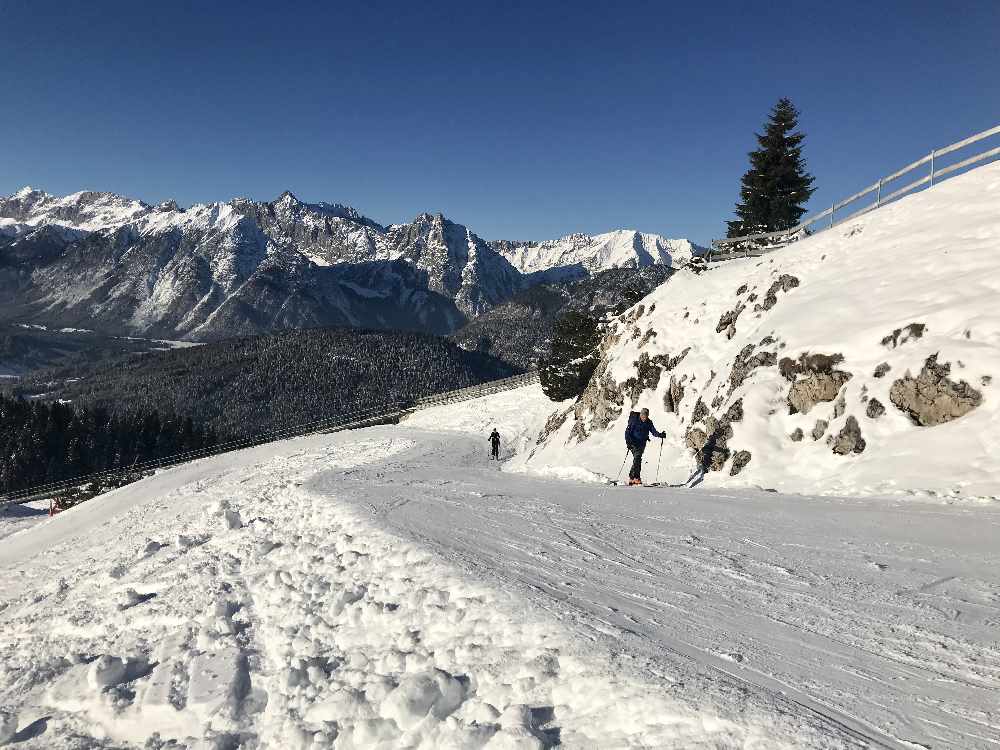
[615,447,629,482]
[655,438,664,484]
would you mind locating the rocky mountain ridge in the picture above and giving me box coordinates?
[0,186,701,340]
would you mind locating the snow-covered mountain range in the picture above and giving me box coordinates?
[0,187,702,340]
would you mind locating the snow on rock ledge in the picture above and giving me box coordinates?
[526,161,1000,500]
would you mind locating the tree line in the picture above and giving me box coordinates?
[0,393,217,496]
[541,97,816,403]
[12,326,517,440]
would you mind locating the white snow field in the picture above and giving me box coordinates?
[527,160,1000,501]
[0,430,853,750]
[2,424,998,748]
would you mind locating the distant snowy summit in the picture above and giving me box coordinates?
[492,231,704,282]
[0,185,700,340]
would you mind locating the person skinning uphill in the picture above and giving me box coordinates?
[489,428,501,460]
[624,408,665,485]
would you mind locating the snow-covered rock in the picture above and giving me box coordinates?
[525,160,1000,500]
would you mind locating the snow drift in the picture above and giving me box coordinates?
[525,161,1000,500]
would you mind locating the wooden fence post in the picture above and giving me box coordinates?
[876,178,882,207]
[930,149,936,186]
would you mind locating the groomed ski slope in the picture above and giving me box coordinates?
[2,421,998,748]
[0,430,841,749]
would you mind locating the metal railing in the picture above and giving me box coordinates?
[0,370,540,509]
[708,122,1000,261]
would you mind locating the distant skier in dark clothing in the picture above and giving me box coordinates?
[489,428,501,460]
[624,408,665,485]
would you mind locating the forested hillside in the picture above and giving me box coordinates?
[0,323,198,376]
[0,394,217,497]
[451,265,673,369]
[12,327,518,438]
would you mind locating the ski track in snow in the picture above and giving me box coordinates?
[320,429,1000,750]
[0,432,849,749]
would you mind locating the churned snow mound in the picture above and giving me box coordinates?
[0,432,792,749]
[527,161,1000,500]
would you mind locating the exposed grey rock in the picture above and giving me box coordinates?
[663,375,685,413]
[779,352,845,381]
[724,398,744,423]
[832,393,847,419]
[624,352,663,407]
[716,303,746,338]
[866,398,885,419]
[685,417,733,472]
[982,375,993,386]
[691,397,709,424]
[711,394,725,409]
[788,371,852,415]
[639,329,657,346]
[537,407,572,444]
[729,344,778,392]
[790,427,804,442]
[651,347,690,373]
[881,323,926,349]
[570,346,625,442]
[832,416,866,455]
[736,284,748,295]
[811,419,828,441]
[889,354,983,426]
[755,274,800,312]
[730,450,752,476]
[873,362,891,378]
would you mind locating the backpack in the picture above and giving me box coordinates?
[624,410,640,443]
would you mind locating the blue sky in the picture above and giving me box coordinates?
[2,0,998,244]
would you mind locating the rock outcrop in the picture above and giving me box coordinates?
[729,344,777,392]
[881,323,926,349]
[755,274,800,312]
[889,354,982,426]
[811,420,828,441]
[729,450,752,476]
[780,352,852,415]
[788,371,852,415]
[866,398,885,419]
[832,416,866,455]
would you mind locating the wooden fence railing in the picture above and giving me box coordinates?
[708,122,1000,261]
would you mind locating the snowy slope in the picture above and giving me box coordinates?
[403,383,560,460]
[492,230,704,281]
[0,186,152,232]
[0,430,851,749]
[526,161,1000,500]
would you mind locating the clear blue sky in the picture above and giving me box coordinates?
[2,0,998,244]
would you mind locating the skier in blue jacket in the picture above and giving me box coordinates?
[625,408,665,485]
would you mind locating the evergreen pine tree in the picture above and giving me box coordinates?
[539,309,602,402]
[727,98,816,238]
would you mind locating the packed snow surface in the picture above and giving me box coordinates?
[3,425,997,748]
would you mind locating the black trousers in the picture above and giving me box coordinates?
[491,442,500,459]
[628,442,645,480]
